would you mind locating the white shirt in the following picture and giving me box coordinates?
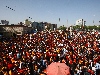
[95,63,100,69]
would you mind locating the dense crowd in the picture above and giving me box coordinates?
[0,30,100,75]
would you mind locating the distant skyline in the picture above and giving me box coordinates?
[0,0,100,27]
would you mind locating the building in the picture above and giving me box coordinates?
[1,20,9,25]
[43,22,50,30]
[43,22,57,31]
[39,22,45,31]
[31,21,45,31]
[30,21,57,31]
[24,19,32,27]
[76,19,86,26]
[51,24,57,31]
[0,25,32,37]
[31,21,38,30]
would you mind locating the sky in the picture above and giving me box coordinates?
[0,0,100,27]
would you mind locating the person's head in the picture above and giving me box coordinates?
[40,72,47,75]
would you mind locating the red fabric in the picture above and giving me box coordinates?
[74,48,77,51]
[88,69,91,73]
[66,56,68,60]
[8,63,13,69]
[86,43,88,47]
[73,59,76,63]
[69,60,73,64]
[49,53,52,57]
[73,55,76,59]
[46,52,49,57]
[54,54,57,57]
[19,69,24,73]
[90,70,94,74]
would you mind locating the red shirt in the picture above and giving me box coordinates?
[8,63,13,70]
[69,60,73,65]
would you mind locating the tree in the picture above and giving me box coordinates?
[70,25,100,31]
[58,26,66,31]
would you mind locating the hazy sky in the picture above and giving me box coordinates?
[0,0,100,27]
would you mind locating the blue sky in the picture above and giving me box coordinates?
[0,0,100,27]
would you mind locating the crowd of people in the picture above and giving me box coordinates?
[0,30,100,75]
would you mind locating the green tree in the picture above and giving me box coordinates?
[58,26,66,31]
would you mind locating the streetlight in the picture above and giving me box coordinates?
[93,15,95,26]
[97,26,99,31]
